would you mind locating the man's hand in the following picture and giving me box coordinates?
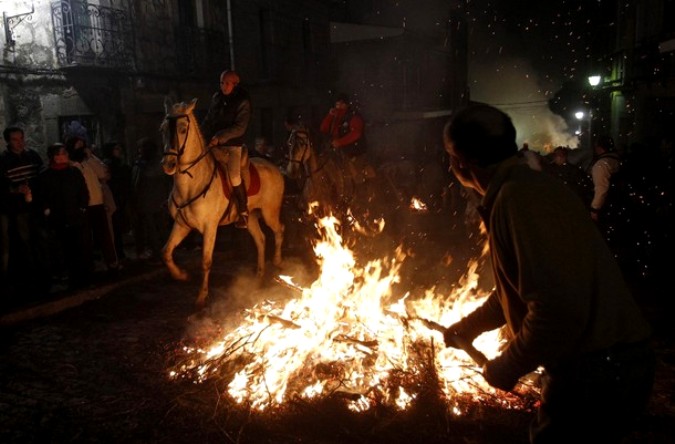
[444,326,488,366]
[443,322,474,349]
[482,358,519,392]
[443,327,465,349]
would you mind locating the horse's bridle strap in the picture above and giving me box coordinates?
[164,113,190,158]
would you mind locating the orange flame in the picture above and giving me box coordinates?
[169,215,535,412]
[410,197,428,212]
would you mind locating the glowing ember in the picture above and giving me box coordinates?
[410,197,428,212]
[169,215,536,412]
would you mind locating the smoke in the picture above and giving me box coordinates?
[465,0,590,155]
[184,257,319,339]
[469,56,579,154]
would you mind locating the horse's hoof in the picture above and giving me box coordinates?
[176,270,189,281]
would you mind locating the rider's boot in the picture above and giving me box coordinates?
[233,183,249,229]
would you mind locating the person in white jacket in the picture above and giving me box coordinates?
[589,135,621,221]
[66,136,120,273]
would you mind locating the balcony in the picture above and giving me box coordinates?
[51,0,134,70]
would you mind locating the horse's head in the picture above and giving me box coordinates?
[161,97,199,175]
[285,129,312,180]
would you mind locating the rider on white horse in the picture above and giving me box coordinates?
[201,70,251,228]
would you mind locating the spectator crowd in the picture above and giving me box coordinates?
[0,125,172,310]
[1,109,673,317]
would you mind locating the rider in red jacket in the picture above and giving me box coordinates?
[320,93,366,158]
[319,93,373,194]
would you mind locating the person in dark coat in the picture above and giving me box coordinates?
[0,126,49,301]
[543,146,593,206]
[200,70,252,228]
[130,137,172,260]
[441,104,655,443]
[102,141,133,261]
[35,143,90,289]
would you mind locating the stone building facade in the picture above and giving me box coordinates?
[1,0,466,164]
[593,0,675,149]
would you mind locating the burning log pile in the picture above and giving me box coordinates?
[168,214,539,436]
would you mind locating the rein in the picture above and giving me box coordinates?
[170,155,218,211]
[163,112,222,214]
[287,130,329,181]
[163,113,215,178]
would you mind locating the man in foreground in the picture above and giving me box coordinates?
[442,104,655,443]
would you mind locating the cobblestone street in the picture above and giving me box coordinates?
[1,244,674,443]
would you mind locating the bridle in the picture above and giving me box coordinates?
[163,113,215,178]
[163,112,219,214]
[286,129,328,180]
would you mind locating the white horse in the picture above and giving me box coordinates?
[160,98,284,308]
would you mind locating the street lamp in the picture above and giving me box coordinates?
[586,74,601,145]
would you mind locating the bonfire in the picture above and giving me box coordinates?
[168,213,539,418]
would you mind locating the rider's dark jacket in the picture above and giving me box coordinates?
[201,87,251,147]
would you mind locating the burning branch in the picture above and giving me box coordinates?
[262,314,301,330]
[409,315,488,367]
[274,275,305,293]
[333,334,379,351]
[169,215,538,414]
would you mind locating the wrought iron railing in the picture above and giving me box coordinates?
[51,0,134,69]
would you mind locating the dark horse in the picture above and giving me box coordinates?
[284,128,392,239]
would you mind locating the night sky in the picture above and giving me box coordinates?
[467,0,613,84]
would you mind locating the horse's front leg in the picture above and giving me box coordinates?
[246,212,266,277]
[162,221,191,281]
[196,224,218,309]
[261,204,284,267]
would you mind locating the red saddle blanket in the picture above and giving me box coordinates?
[217,162,261,199]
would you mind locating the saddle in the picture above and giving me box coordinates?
[212,147,261,198]
[214,161,261,199]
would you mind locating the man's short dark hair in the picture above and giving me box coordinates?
[444,104,518,167]
[595,135,615,152]
[3,126,24,142]
[47,143,66,160]
[64,135,86,155]
[102,141,120,159]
